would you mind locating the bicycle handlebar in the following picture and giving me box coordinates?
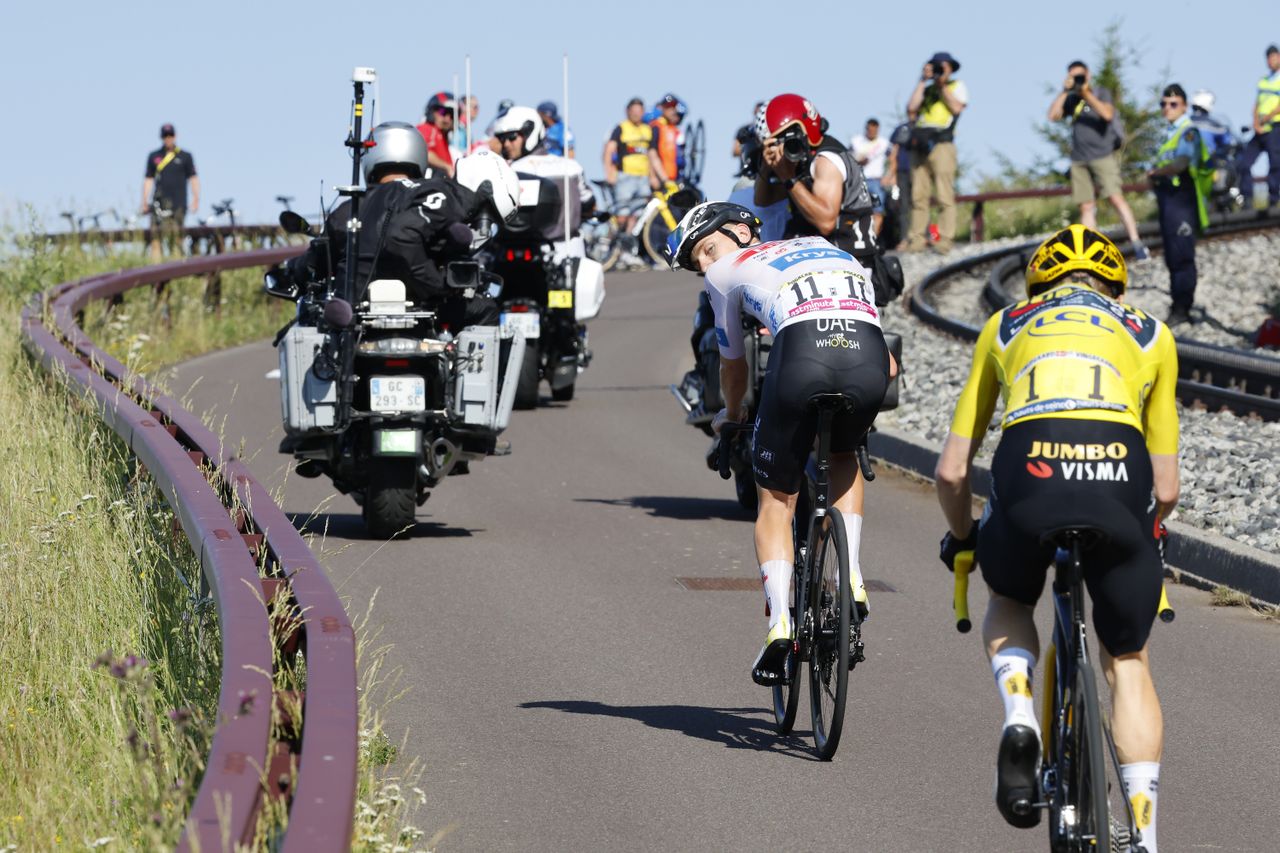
[716,422,753,480]
[953,550,974,633]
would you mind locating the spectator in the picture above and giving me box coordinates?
[851,118,890,233]
[604,97,662,207]
[416,90,456,177]
[536,101,575,158]
[905,51,968,253]
[140,123,198,262]
[1148,84,1210,326]
[1237,44,1280,209]
[452,95,490,157]
[650,93,687,184]
[881,121,913,247]
[1048,60,1148,259]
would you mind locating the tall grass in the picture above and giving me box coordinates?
[1,234,423,849]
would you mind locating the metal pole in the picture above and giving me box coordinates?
[562,53,571,244]
[465,56,472,152]
[452,73,459,160]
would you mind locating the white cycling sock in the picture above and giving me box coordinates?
[991,648,1039,733]
[1121,762,1159,853]
[759,560,793,630]
[840,512,866,600]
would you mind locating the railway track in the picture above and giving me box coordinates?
[909,210,1280,421]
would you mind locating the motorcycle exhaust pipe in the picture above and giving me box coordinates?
[424,437,458,481]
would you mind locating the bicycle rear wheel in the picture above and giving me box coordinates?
[808,512,850,760]
[1070,660,1111,852]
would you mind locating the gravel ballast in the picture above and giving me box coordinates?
[880,238,1280,557]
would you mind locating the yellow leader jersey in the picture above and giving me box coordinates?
[949,283,1180,455]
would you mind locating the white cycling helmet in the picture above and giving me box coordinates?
[362,121,429,183]
[454,149,520,222]
[1190,89,1216,113]
[490,105,544,157]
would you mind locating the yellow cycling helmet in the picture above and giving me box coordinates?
[1024,224,1128,298]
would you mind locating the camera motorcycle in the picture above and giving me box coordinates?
[484,172,605,408]
[263,72,527,538]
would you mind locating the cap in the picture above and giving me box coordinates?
[929,51,960,72]
[659,93,680,106]
[159,123,176,138]
[536,100,559,120]
[1268,44,1280,55]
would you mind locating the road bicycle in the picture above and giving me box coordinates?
[584,180,702,269]
[952,530,1175,851]
[719,396,875,760]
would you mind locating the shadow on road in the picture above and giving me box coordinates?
[519,699,817,759]
[574,495,750,522]
[290,512,480,540]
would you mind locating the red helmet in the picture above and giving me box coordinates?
[763,93,823,146]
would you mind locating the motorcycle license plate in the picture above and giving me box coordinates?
[547,289,573,309]
[501,311,541,339]
[369,376,425,413]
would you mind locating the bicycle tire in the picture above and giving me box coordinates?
[808,512,850,760]
[1075,660,1111,852]
[583,218,621,271]
[771,601,801,734]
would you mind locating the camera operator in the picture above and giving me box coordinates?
[1048,60,1147,258]
[284,122,519,332]
[904,51,968,253]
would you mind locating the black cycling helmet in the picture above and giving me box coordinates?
[666,201,761,271]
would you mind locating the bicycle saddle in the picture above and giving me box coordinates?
[1037,525,1108,551]
[806,392,856,413]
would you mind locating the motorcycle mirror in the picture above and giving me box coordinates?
[263,268,298,301]
[279,210,315,236]
[322,297,353,328]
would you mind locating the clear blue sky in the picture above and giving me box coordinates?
[4,0,1273,228]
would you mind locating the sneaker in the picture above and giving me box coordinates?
[751,618,793,686]
[1166,303,1192,327]
[1132,243,1151,262]
[995,723,1042,829]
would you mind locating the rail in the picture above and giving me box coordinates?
[908,210,1280,420]
[40,223,294,250]
[19,248,358,851]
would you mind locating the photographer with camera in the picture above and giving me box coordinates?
[1048,61,1147,259]
[904,51,968,254]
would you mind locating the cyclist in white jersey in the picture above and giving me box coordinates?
[668,201,898,684]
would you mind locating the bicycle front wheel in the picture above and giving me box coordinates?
[1071,660,1111,852]
[808,512,850,760]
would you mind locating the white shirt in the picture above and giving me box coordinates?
[704,236,881,360]
[850,134,889,180]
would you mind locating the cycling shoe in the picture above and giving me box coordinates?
[996,723,1042,828]
[751,619,793,686]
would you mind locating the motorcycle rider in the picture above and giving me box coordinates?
[667,202,898,685]
[491,105,595,261]
[283,121,519,332]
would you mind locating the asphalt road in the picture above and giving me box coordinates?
[172,270,1280,852]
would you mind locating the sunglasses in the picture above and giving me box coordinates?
[495,131,521,143]
[1160,99,1183,108]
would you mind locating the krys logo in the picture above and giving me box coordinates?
[768,247,851,271]
[1027,441,1128,460]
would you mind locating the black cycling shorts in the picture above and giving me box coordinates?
[978,419,1162,656]
[751,319,889,494]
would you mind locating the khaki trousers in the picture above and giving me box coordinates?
[907,141,957,250]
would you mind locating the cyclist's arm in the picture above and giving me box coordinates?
[936,315,1001,536]
[788,155,841,235]
[1145,326,1181,518]
[720,356,748,423]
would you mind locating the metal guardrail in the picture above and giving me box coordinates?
[19,248,357,851]
[908,210,1280,420]
[40,223,293,249]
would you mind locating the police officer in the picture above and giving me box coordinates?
[285,122,518,331]
[1148,84,1210,326]
[1237,44,1280,209]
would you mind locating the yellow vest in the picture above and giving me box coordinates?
[917,81,962,130]
[1258,72,1280,133]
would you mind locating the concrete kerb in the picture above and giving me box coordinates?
[867,426,1280,606]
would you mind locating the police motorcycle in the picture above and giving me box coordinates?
[264,71,527,538]
[485,106,605,409]
[1189,91,1245,214]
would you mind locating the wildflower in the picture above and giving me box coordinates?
[167,707,193,727]
[237,690,257,715]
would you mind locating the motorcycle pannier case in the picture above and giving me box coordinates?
[574,256,605,321]
[507,174,582,242]
[454,325,527,432]
[279,325,338,434]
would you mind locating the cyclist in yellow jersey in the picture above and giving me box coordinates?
[935,225,1178,852]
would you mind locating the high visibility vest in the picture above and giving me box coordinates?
[1156,116,1212,230]
[1257,72,1280,133]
